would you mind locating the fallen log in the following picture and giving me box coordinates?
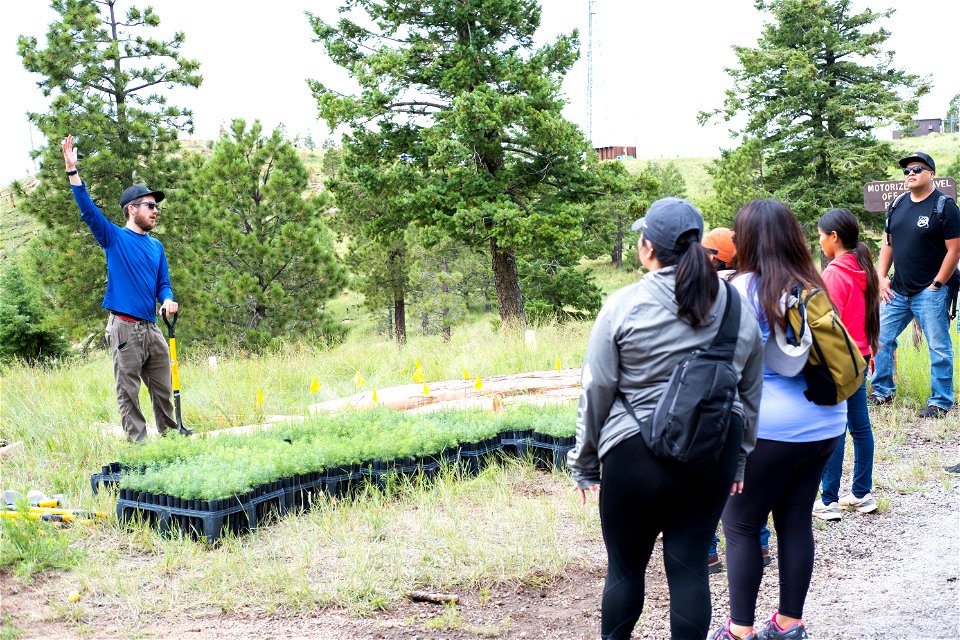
[308,368,581,414]
[407,590,459,605]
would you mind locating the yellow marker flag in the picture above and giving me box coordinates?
[412,369,425,383]
[309,376,320,394]
[256,388,264,407]
[422,382,430,396]
[474,376,483,390]
[372,388,378,405]
[354,370,365,387]
[463,367,471,380]
[414,359,422,370]
[555,358,562,372]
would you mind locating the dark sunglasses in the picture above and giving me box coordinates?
[132,201,160,211]
[902,166,930,175]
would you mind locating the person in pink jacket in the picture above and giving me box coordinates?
[813,208,881,520]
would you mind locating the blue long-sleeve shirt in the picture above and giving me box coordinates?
[72,182,174,322]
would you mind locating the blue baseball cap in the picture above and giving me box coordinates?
[631,197,704,250]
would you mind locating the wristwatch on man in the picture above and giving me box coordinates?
[932,280,944,289]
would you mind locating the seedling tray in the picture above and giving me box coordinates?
[91,462,125,494]
[107,423,576,542]
[117,484,288,543]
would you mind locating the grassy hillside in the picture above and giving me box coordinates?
[621,156,715,202]
[889,132,960,178]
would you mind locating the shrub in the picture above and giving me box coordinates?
[0,262,68,364]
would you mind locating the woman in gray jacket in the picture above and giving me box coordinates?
[567,197,763,640]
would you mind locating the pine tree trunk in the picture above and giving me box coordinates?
[611,229,623,269]
[441,257,451,342]
[387,307,394,340]
[489,238,526,325]
[394,297,406,345]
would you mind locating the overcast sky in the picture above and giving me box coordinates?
[1,0,957,185]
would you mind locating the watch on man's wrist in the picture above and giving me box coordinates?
[932,280,944,289]
[66,169,78,176]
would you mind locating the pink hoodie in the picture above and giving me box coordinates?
[821,252,870,356]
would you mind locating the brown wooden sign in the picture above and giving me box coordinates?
[863,176,957,212]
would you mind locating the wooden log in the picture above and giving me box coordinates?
[406,590,459,605]
[308,368,582,414]
[0,441,24,461]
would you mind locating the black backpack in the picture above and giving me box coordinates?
[618,281,742,466]
[885,192,960,319]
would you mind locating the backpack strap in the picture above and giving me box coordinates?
[934,194,957,225]
[708,280,742,360]
[884,191,910,245]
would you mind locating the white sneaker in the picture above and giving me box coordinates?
[812,500,842,521]
[838,492,878,513]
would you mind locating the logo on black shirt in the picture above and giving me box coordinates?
[917,216,929,228]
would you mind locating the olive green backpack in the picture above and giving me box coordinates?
[785,286,866,405]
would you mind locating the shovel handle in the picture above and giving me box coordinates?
[161,308,178,335]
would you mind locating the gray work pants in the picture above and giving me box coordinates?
[105,315,177,442]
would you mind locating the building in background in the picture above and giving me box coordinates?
[595,145,637,161]
[893,118,943,139]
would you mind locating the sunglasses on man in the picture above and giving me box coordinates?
[131,201,160,211]
[902,166,931,175]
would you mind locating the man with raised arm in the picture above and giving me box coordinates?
[62,134,180,442]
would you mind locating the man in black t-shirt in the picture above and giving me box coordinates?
[871,151,960,420]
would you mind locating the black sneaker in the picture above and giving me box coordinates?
[944,463,960,476]
[867,392,892,406]
[708,554,724,574]
[756,612,808,639]
[918,405,948,418]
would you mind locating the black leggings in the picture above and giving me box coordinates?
[598,418,742,640]
[721,436,841,626]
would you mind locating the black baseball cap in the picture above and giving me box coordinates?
[898,151,935,173]
[631,197,704,250]
[119,185,165,209]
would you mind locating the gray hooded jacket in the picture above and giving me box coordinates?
[567,266,763,487]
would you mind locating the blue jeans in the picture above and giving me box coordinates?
[709,525,770,556]
[871,286,954,409]
[820,357,874,504]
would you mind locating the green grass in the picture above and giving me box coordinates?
[13,460,593,620]
[0,180,41,261]
[0,502,84,582]
[0,319,591,493]
[889,132,960,177]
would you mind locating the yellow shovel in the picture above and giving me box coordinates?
[161,310,193,436]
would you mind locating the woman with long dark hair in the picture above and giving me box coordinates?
[711,200,846,640]
[568,198,763,640]
[813,208,880,519]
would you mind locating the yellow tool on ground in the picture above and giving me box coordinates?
[1,511,76,523]
[29,507,108,519]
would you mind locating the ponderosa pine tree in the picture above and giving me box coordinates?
[172,120,346,349]
[17,0,201,339]
[703,137,773,226]
[0,261,68,364]
[699,0,928,230]
[309,0,594,325]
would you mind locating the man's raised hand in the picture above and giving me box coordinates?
[62,135,77,172]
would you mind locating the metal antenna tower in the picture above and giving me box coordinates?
[586,0,596,143]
